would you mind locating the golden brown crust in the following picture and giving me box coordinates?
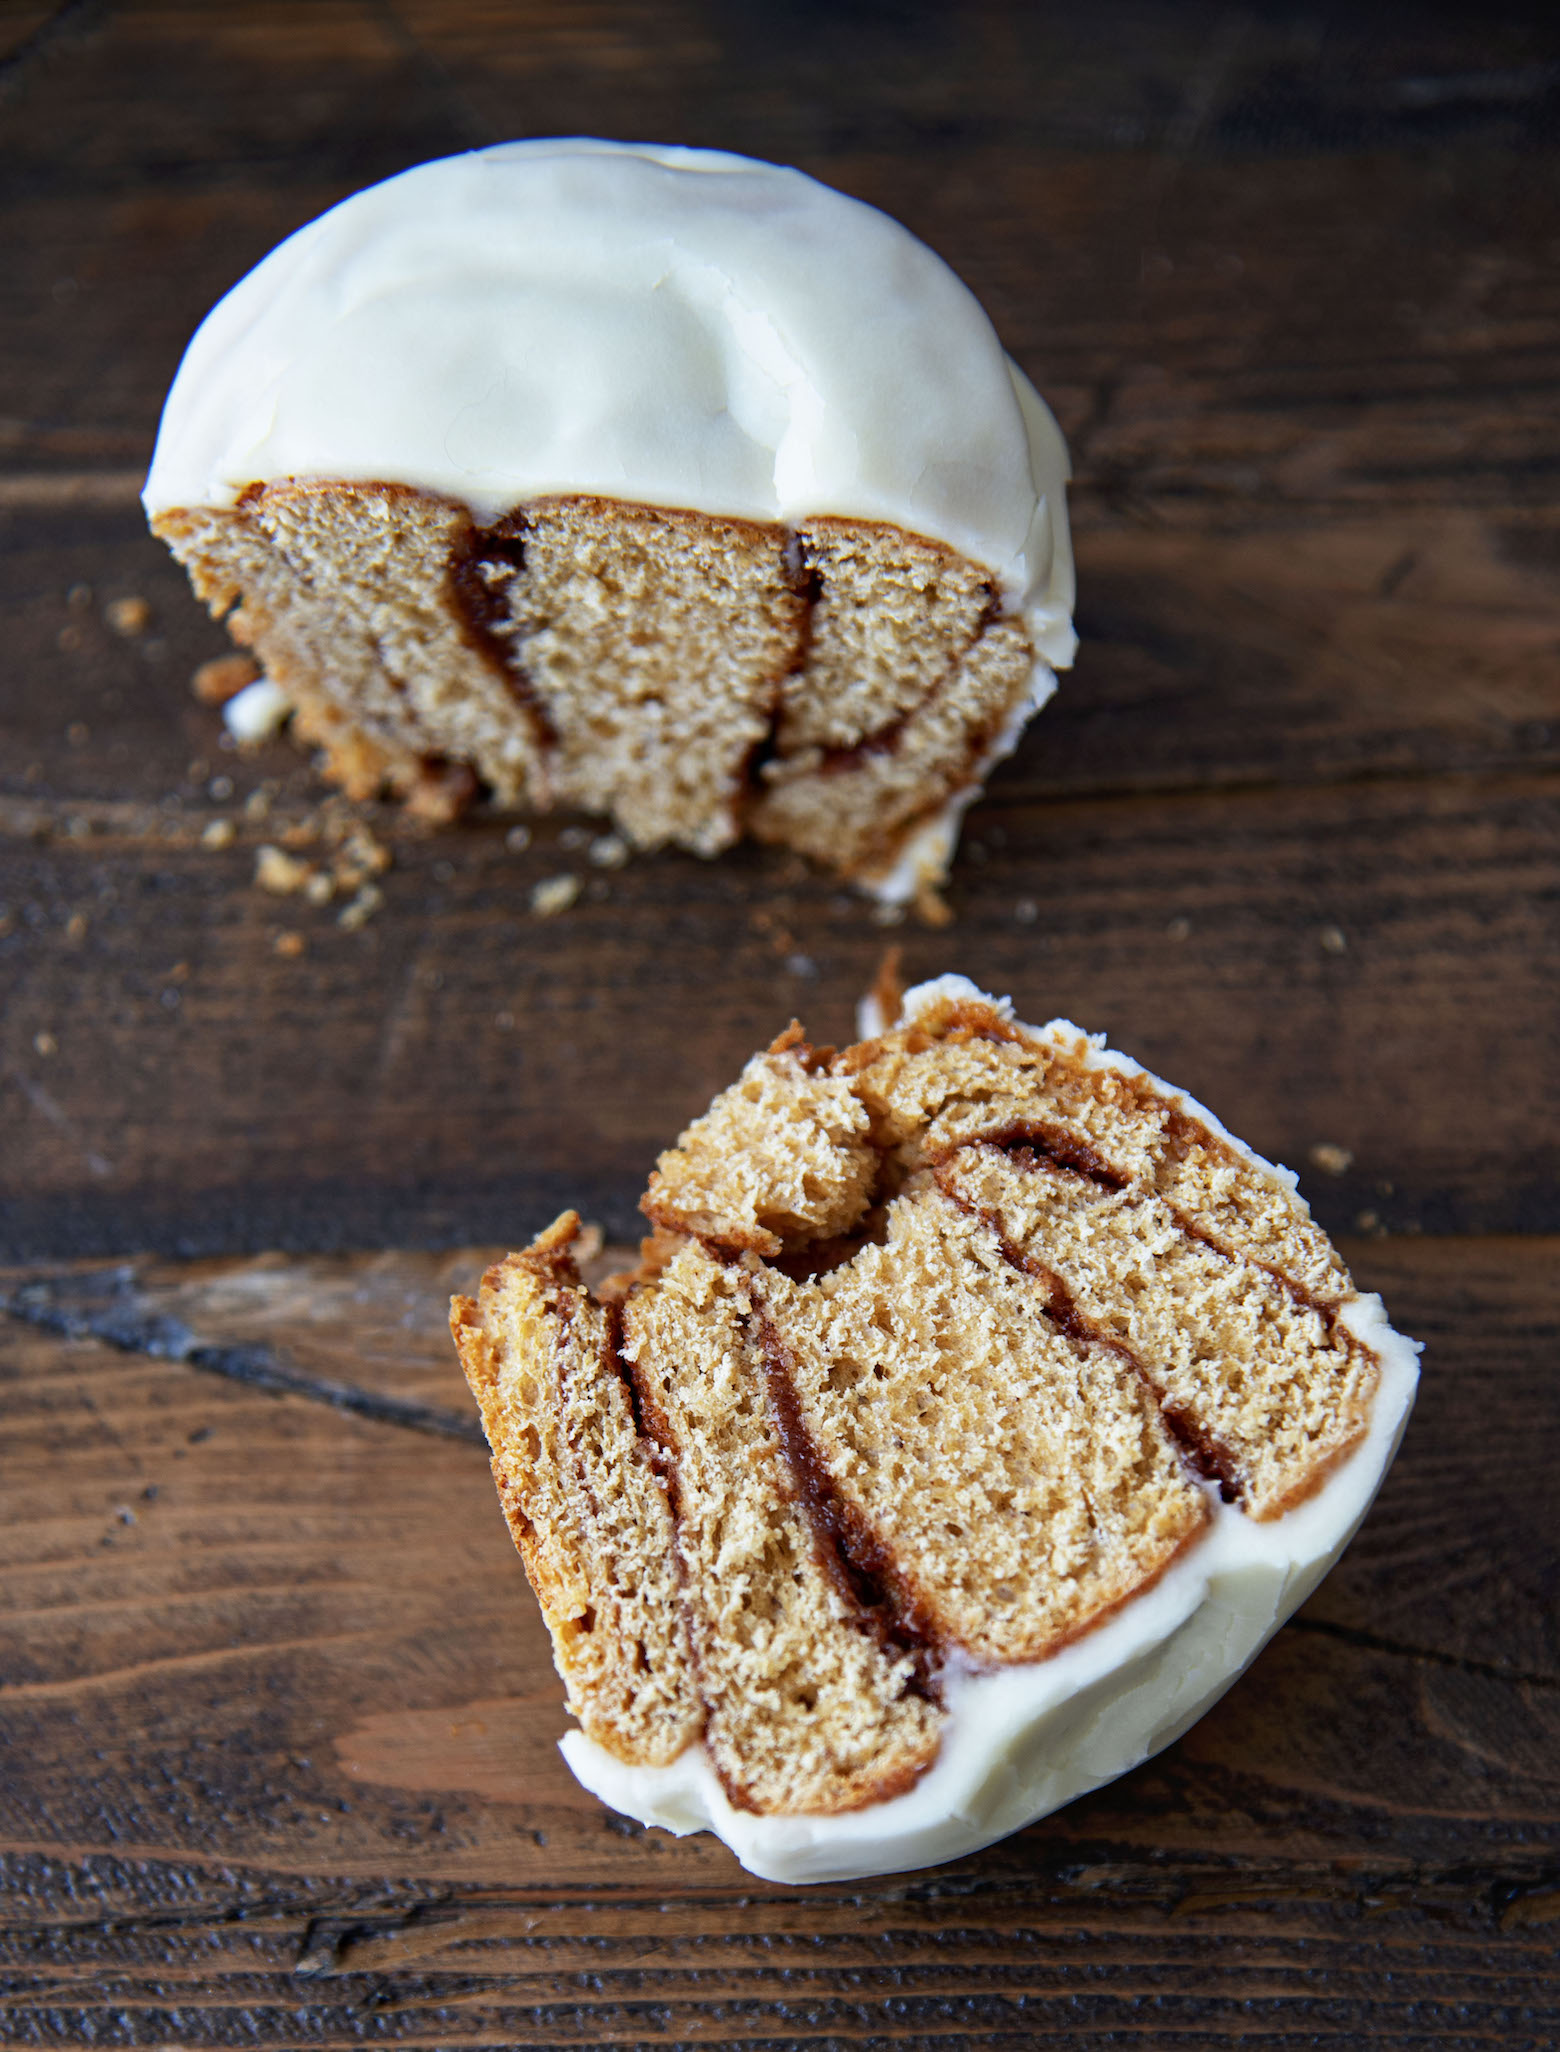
[452,1215,703,1768]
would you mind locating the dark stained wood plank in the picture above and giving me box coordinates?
[3,3,1557,2043]
[1306,1239,1560,1693]
[2,1881,1551,2051]
[0,11,1555,1274]
[1057,512,1560,796]
[0,1236,1556,2045]
[2,758,1555,1257]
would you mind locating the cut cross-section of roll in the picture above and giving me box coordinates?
[450,977,1418,1882]
[144,141,1075,901]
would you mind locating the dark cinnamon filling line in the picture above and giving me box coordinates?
[1142,1104,1349,1329]
[751,1302,944,1704]
[973,1112,1359,1354]
[733,538,818,818]
[814,589,1004,779]
[933,1166,1245,1503]
[945,1082,1374,1442]
[972,1119,1131,1193]
[1164,1198,1347,1332]
[815,708,914,779]
[446,514,558,751]
[591,1273,939,1812]
[600,1299,684,1517]
[596,1292,719,1759]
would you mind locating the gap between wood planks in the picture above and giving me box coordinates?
[0,1262,484,1444]
[0,0,97,101]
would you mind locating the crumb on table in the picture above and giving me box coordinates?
[192,653,260,705]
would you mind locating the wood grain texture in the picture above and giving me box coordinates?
[3,758,1555,1253]
[2,0,1557,2042]
[1,1239,1556,2046]
[4,5,1559,1261]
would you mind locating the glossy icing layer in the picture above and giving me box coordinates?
[143,141,1075,665]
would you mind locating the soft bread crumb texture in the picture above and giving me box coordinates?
[453,992,1379,1816]
[622,1241,941,1813]
[759,1189,1208,1663]
[154,482,1038,888]
[451,1216,701,1768]
[643,1026,878,1255]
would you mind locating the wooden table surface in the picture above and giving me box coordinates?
[3,4,1557,2045]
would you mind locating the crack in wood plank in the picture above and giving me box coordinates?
[1286,1616,1559,1694]
[0,0,97,98]
[0,1267,484,1446]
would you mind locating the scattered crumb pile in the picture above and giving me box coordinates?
[176,655,654,946]
[452,986,1379,1817]
[154,485,1038,896]
[250,801,391,932]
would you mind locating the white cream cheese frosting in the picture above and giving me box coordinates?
[142,139,1076,668]
[561,977,1420,1886]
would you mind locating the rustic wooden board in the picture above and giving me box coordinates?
[4,757,1556,1254]
[1,1237,1556,2044]
[5,8,1560,1261]
[2,1,1557,2044]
